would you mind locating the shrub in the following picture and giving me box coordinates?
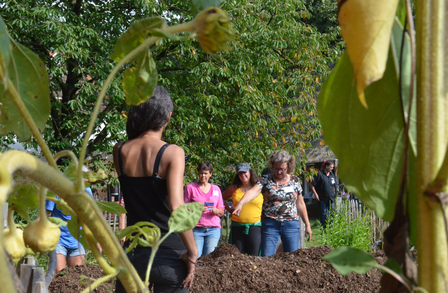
[319,198,374,253]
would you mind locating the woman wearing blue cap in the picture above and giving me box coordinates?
[222,163,263,256]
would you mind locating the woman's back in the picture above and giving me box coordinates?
[113,136,186,250]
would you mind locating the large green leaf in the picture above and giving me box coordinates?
[122,49,158,106]
[110,17,166,62]
[319,18,417,243]
[318,49,404,222]
[168,202,203,233]
[0,16,11,73]
[96,201,126,216]
[0,39,50,141]
[7,183,39,221]
[323,246,378,275]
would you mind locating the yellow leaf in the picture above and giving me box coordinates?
[338,0,399,108]
[208,124,210,129]
[320,140,325,146]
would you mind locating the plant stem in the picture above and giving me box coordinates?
[0,150,143,292]
[54,150,79,170]
[416,0,448,291]
[0,159,18,293]
[144,243,158,289]
[82,224,116,275]
[38,186,48,222]
[80,270,120,293]
[76,20,196,192]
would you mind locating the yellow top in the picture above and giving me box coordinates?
[231,187,263,223]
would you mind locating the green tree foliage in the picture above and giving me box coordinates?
[1,0,341,185]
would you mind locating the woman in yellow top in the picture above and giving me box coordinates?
[222,163,263,256]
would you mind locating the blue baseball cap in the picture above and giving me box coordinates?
[236,163,251,173]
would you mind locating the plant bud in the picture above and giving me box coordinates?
[23,220,60,253]
[193,7,236,54]
[4,228,26,262]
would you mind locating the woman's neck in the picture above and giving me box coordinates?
[274,174,289,185]
[141,130,163,140]
[198,182,209,188]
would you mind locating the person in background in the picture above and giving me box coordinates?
[184,162,225,258]
[310,160,337,229]
[233,150,312,257]
[44,187,101,272]
[113,86,197,292]
[222,163,263,256]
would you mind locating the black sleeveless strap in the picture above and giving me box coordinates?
[153,144,170,177]
[118,142,126,176]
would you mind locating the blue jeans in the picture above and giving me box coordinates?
[193,227,221,258]
[56,242,85,257]
[320,200,335,229]
[261,218,300,257]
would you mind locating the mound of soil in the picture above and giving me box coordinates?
[48,245,386,293]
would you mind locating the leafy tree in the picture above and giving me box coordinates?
[154,0,343,185]
[1,0,342,186]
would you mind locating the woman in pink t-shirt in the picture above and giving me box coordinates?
[184,162,225,258]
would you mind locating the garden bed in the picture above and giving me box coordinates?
[49,244,386,292]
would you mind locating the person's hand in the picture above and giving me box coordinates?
[211,208,220,216]
[120,237,126,246]
[96,243,103,254]
[232,203,243,216]
[179,253,196,288]
[305,225,312,241]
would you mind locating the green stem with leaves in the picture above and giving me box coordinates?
[416,0,448,291]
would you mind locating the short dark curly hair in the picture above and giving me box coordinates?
[197,161,213,173]
[126,86,173,140]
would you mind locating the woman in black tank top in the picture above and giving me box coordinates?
[113,87,198,293]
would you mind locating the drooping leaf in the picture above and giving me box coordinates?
[318,49,404,222]
[122,49,158,106]
[110,18,166,62]
[0,16,11,74]
[83,168,108,183]
[338,0,400,107]
[323,246,379,275]
[0,39,50,141]
[48,216,67,227]
[67,215,89,249]
[191,0,222,16]
[96,201,127,216]
[7,183,39,221]
[168,202,203,233]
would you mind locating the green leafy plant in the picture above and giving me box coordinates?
[0,3,232,292]
[319,0,448,291]
[319,198,374,253]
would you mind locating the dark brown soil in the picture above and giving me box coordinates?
[49,244,386,293]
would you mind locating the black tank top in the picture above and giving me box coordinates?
[118,142,185,251]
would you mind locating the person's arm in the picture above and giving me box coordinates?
[118,213,126,246]
[222,185,236,213]
[232,184,262,216]
[296,194,312,241]
[309,182,319,201]
[212,187,224,217]
[165,146,197,288]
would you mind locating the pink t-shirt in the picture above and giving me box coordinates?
[184,182,225,228]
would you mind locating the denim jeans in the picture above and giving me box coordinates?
[261,218,300,257]
[115,247,189,293]
[319,200,335,229]
[193,227,221,258]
